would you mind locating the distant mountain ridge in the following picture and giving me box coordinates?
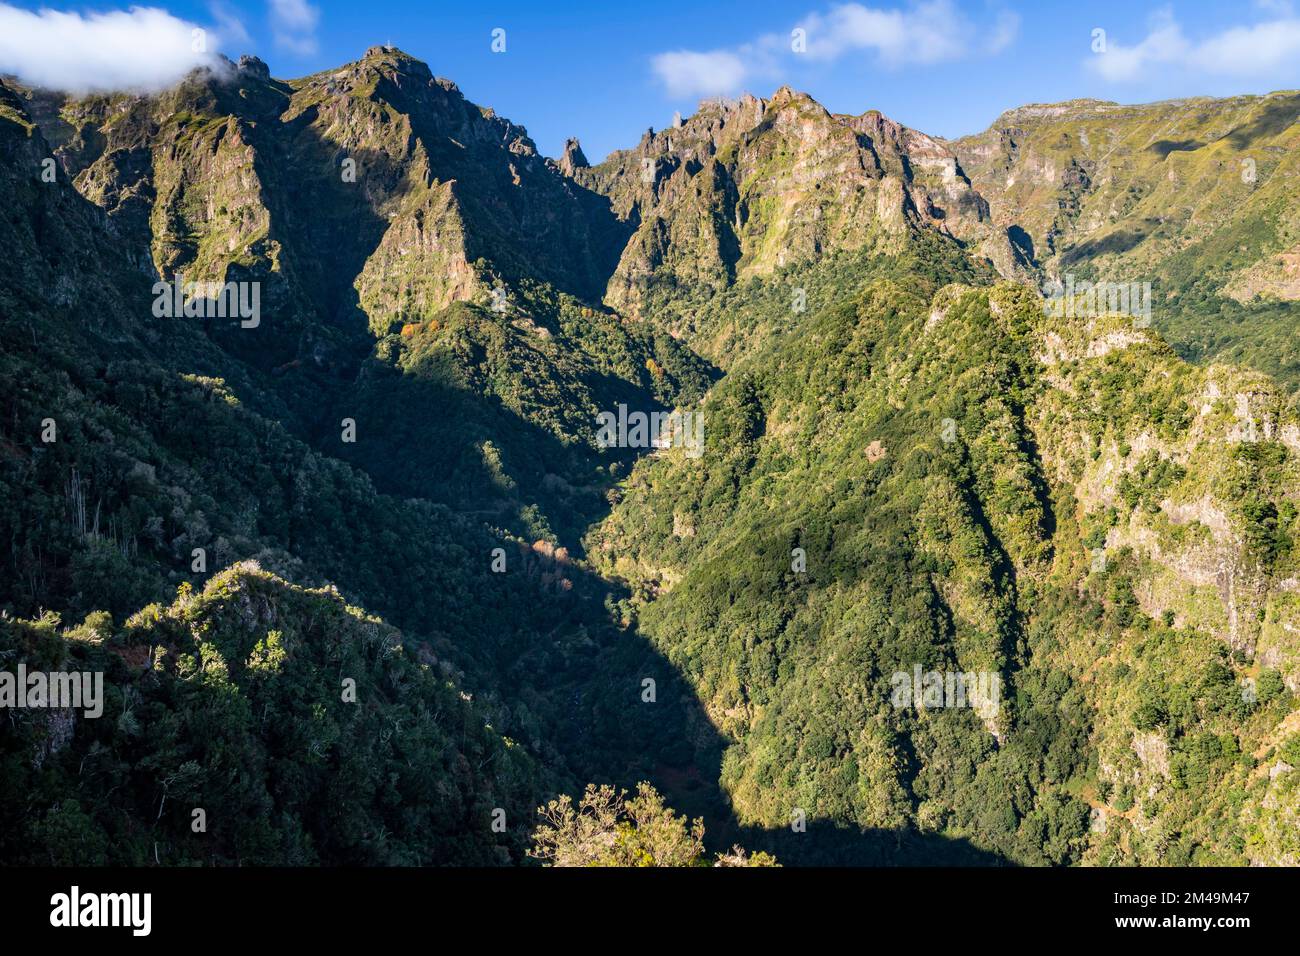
[11,50,1300,381]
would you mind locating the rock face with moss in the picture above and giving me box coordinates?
[13,46,627,352]
[572,86,1032,317]
[953,92,1300,385]
[953,94,1300,289]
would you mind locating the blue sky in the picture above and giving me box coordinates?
[3,1,1300,160]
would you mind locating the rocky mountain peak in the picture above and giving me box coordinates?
[570,84,1031,316]
[558,137,589,176]
[354,44,433,80]
[236,55,270,82]
[767,85,820,112]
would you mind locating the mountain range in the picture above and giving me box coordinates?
[0,46,1296,866]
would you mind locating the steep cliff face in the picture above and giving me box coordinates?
[18,60,1297,373]
[953,92,1300,294]
[13,47,627,348]
[0,82,146,328]
[952,91,1300,388]
[574,87,1031,317]
[2,57,715,547]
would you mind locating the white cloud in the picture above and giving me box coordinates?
[269,0,319,55]
[799,1,967,66]
[985,9,1020,56]
[1192,18,1300,74]
[209,1,250,47]
[650,1,1019,98]
[0,3,228,94]
[1088,8,1300,82]
[1087,10,1188,82]
[652,50,749,98]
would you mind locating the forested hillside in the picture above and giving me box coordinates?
[591,278,1299,864]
